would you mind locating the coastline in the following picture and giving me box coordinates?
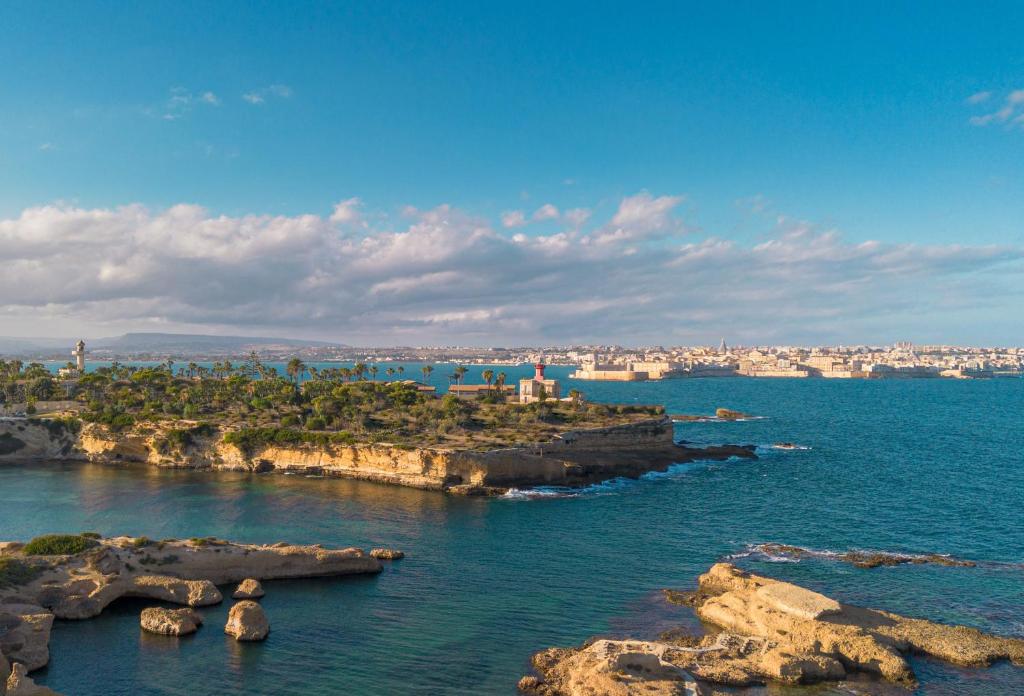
[0,416,757,495]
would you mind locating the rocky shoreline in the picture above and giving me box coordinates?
[0,417,757,495]
[521,563,1024,694]
[0,534,392,693]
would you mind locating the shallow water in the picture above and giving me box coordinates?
[2,373,1023,694]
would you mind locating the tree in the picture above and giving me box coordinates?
[397,366,405,379]
[421,365,434,383]
[482,369,494,391]
[453,366,467,386]
[569,389,583,409]
[385,367,395,380]
[353,363,367,381]
[369,365,379,382]
[286,358,307,387]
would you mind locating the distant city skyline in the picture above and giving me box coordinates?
[2,2,1023,344]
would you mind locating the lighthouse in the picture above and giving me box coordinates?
[72,340,86,372]
[518,360,562,404]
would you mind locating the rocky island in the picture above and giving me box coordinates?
[0,361,757,494]
[522,563,1024,694]
[0,533,390,693]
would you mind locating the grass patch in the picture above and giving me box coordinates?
[22,534,99,556]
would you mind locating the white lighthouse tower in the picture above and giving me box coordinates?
[72,340,86,372]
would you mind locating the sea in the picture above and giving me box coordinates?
[2,365,1023,694]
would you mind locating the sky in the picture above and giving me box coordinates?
[2,1,1023,346]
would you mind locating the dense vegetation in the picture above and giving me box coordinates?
[22,533,99,556]
[0,356,665,450]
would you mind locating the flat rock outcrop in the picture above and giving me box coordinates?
[232,578,264,599]
[524,563,1024,693]
[140,607,203,636]
[0,534,382,680]
[224,601,269,641]
[370,548,404,560]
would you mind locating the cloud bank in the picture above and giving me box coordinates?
[1,192,1021,345]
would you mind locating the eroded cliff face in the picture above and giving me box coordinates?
[0,416,745,494]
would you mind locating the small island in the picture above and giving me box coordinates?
[0,356,756,494]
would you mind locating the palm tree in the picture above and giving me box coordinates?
[286,358,306,387]
[385,367,395,381]
[482,369,494,391]
[421,365,434,383]
[453,366,468,386]
[369,365,379,382]
[353,363,367,381]
[397,366,405,379]
[340,367,352,382]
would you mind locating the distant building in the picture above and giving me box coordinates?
[59,340,87,378]
[519,362,561,403]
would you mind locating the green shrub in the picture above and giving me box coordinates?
[80,531,102,539]
[22,534,99,556]
[132,536,153,548]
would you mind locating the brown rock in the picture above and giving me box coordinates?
[140,607,203,636]
[369,548,404,560]
[531,563,1024,693]
[516,675,542,692]
[224,601,269,641]
[5,662,59,696]
[232,578,264,599]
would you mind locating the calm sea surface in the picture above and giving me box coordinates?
[3,369,1024,694]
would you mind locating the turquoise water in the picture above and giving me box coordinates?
[3,374,1024,694]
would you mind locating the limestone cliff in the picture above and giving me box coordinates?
[0,417,755,494]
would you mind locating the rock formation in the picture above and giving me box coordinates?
[0,417,757,495]
[714,408,754,420]
[370,548,404,560]
[5,662,59,696]
[140,607,204,636]
[231,578,264,599]
[749,542,978,568]
[523,563,1024,693]
[0,535,382,684]
[224,601,269,641]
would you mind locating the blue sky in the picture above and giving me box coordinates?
[2,2,1023,345]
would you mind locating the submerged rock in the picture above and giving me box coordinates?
[530,563,1024,692]
[370,548,404,560]
[232,578,264,600]
[140,607,203,636]
[224,601,269,641]
[750,542,978,569]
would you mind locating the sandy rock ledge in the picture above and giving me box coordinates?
[523,562,1024,694]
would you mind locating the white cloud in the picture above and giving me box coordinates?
[243,84,292,105]
[0,195,1021,344]
[38,143,55,152]
[157,87,220,120]
[330,197,363,225]
[968,88,1024,128]
[532,203,560,221]
[501,210,527,228]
